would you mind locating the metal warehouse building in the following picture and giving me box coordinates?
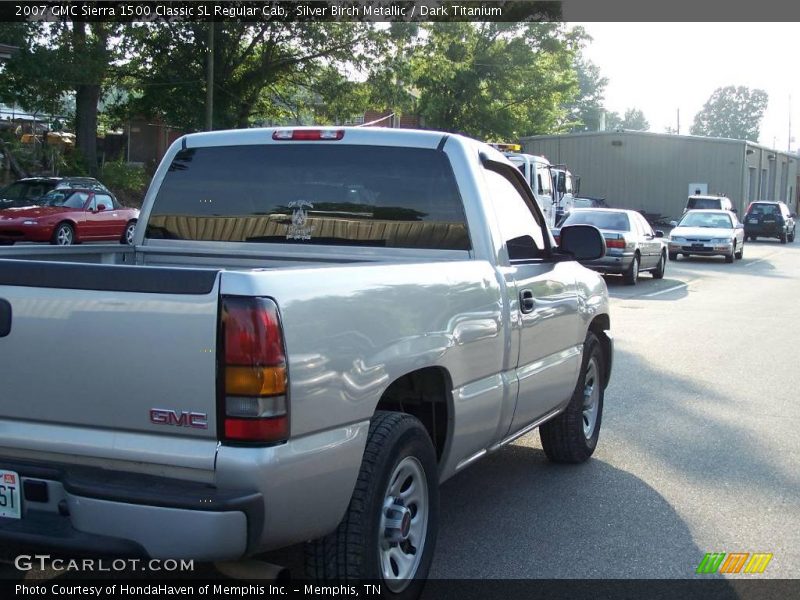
[521,131,800,221]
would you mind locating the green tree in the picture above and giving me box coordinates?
[564,53,608,132]
[411,22,584,140]
[621,107,649,131]
[0,22,124,174]
[121,22,385,132]
[690,85,769,142]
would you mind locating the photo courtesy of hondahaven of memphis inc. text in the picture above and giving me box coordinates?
[1,2,800,600]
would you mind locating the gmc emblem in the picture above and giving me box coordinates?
[149,408,208,430]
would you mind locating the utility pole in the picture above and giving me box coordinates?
[205,23,214,131]
[788,94,792,153]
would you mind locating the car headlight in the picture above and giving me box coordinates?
[711,238,732,244]
[22,220,38,225]
[670,236,685,243]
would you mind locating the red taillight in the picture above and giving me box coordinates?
[605,238,626,249]
[272,129,344,141]
[220,297,288,444]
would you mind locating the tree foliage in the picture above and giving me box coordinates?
[411,22,584,140]
[564,52,608,132]
[0,22,124,173]
[690,85,769,142]
[621,108,649,131]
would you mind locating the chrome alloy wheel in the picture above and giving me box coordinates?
[582,357,600,439]
[56,225,73,245]
[379,456,429,591]
[125,222,136,245]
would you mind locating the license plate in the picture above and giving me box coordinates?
[692,243,705,249]
[0,470,21,519]
[748,217,758,223]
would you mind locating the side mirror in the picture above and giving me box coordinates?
[574,176,581,195]
[655,230,664,238]
[669,220,678,227]
[559,224,605,261]
[97,204,106,211]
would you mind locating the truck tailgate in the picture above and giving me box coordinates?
[0,260,221,471]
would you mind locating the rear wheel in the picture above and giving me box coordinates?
[305,412,438,599]
[51,222,74,246]
[623,254,639,285]
[652,252,666,279]
[540,332,605,463]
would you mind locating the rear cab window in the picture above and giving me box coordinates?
[145,144,470,251]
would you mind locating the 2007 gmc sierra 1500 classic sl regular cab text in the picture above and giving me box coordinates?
[0,127,612,598]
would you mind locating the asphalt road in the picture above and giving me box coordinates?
[4,239,798,584]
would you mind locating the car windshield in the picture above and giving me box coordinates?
[687,198,721,210]
[41,190,88,209]
[679,212,732,229]
[560,210,630,231]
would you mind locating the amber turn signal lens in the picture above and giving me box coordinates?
[225,366,287,396]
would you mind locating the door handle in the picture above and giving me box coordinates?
[519,289,535,314]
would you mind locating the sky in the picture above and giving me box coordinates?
[573,23,800,151]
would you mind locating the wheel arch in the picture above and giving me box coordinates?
[373,366,452,464]
[588,314,612,389]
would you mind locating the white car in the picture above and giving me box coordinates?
[668,209,745,263]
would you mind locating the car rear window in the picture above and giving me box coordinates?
[146,144,470,251]
[747,203,780,216]
[560,210,630,231]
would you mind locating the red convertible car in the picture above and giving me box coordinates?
[0,188,139,245]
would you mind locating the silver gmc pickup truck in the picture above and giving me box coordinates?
[0,127,612,595]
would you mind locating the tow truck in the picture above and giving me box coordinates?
[490,143,580,227]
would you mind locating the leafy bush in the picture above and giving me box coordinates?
[100,160,149,207]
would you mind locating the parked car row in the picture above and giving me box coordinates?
[551,199,796,285]
[0,176,139,245]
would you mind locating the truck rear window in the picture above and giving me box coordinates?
[146,144,470,251]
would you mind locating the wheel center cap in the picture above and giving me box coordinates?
[400,511,411,538]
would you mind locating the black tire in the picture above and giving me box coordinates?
[788,229,795,243]
[121,220,137,245]
[305,411,439,599]
[623,254,639,285]
[652,252,666,279]
[725,249,734,263]
[668,251,678,261]
[51,222,74,246]
[735,243,743,260]
[540,332,605,464]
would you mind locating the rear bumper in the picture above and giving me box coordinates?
[744,224,784,237]
[0,459,261,560]
[582,252,635,274]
